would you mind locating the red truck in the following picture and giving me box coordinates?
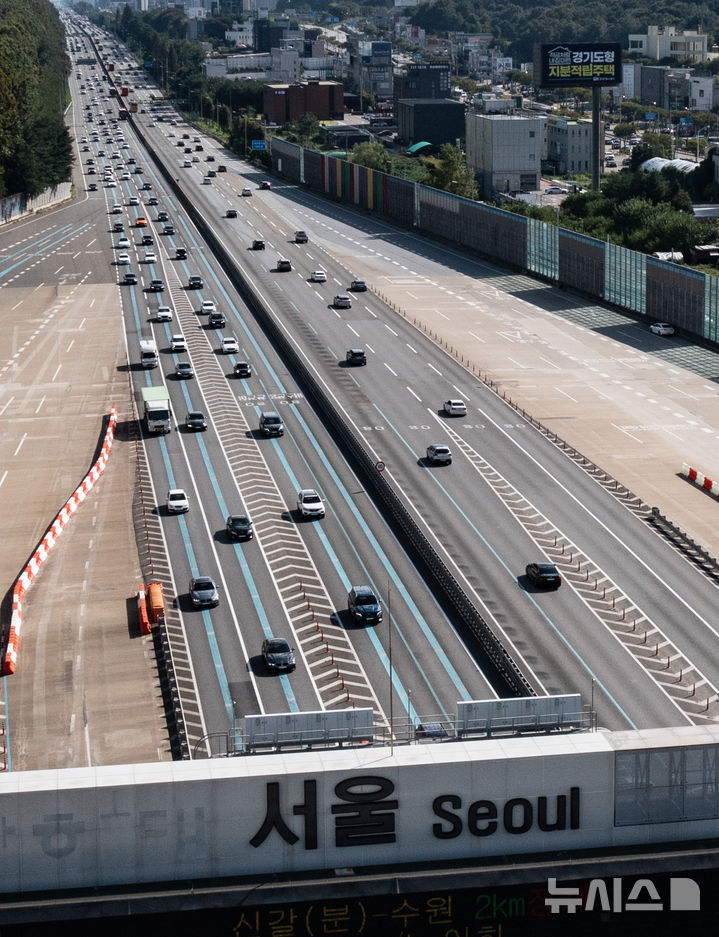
[121,86,129,96]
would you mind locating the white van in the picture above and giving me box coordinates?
[139,338,158,369]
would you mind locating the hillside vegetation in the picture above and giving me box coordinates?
[411,0,716,61]
[0,0,72,198]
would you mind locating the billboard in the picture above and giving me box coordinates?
[534,43,622,88]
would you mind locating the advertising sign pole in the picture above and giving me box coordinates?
[592,85,601,191]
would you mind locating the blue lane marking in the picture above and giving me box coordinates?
[373,404,638,729]
[292,404,470,717]
[155,433,236,725]
[192,434,298,711]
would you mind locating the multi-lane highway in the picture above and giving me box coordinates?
[4,21,719,770]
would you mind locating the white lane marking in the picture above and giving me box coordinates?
[612,424,643,443]
[35,395,45,414]
[555,387,577,402]
[52,364,62,381]
[384,362,397,376]
[14,434,27,456]
[384,324,398,336]
[0,470,7,488]
[478,400,719,641]
[468,331,486,343]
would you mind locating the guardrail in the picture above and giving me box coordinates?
[129,121,534,701]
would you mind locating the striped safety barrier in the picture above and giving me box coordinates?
[3,408,118,676]
[681,462,719,497]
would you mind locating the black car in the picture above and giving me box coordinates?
[148,279,164,292]
[147,196,158,205]
[262,637,295,672]
[123,271,137,285]
[252,239,265,250]
[157,211,169,222]
[185,410,206,430]
[226,209,237,218]
[350,279,367,292]
[88,183,98,191]
[206,154,215,162]
[188,275,203,289]
[525,562,561,588]
[234,361,252,378]
[346,348,366,366]
[218,164,227,172]
[347,585,383,624]
[208,311,226,328]
[176,362,194,379]
[175,247,187,259]
[260,180,271,190]
[141,182,152,190]
[226,514,253,541]
[113,221,124,232]
[141,234,154,245]
[188,576,219,608]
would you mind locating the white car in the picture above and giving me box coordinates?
[116,237,130,249]
[443,399,467,416]
[202,177,211,185]
[333,294,352,309]
[143,250,157,263]
[129,196,139,206]
[296,488,325,519]
[241,187,252,197]
[201,300,216,314]
[116,251,130,265]
[156,306,173,322]
[545,185,568,194]
[310,270,327,283]
[121,172,130,180]
[650,322,675,336]
[220,337,239,354]
[171,334,187,351]
[166,488,189,514]
[106,179,117,187]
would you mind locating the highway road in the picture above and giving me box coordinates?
[4,21,719,770]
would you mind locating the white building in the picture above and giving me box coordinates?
[628,25,708,63]
[465,112,545,196]
[690,75,714,112]
[225,21,254,49]
[546,115,595,174]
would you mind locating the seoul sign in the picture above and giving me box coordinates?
[534,42,622,88]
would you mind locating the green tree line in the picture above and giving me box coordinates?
[0,0,72,198]
[411,0,716,63]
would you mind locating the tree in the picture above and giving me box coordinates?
[350,141,390,172]
[427,143,478,199]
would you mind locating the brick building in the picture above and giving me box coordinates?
[263,80,344,124]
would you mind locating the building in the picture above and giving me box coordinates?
[393,61,450,117]
[263,80,344,124]
[639,65,692,110]
[397,98,465,147]
[256,17,292,53]
[465,112,545,197]
[546,115,596,175]
[225,20,254,48]
[690,74,714,112]
[351,40,393,102]
[628,25,708,63]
